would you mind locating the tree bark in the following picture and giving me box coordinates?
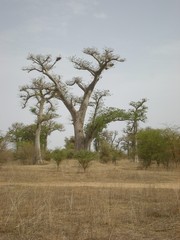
[34,124,43,164]
[73,114,86,150]
[34,100,44,164]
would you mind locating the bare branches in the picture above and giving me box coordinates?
[89,89,111,121]
[70,47,125,77]
[84,47,125,69]
[66,77,86,91]
[70,56,97,76]
[70,48,125,109]
[23,53,77,115]
[20,78,56,109]
[23,48,125,113]
[20,78,59,126]
[23,54,61,73]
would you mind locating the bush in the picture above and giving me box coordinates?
[137,128,171,168]
[65,149,75,159]
[99,141,112,163]
[0,149,14,166]
[14,142,34,164]
[51,149,66,170]
[75,150,96,172]
[43,150,52,161]
[0,135,14,165]
[111,150,120,164]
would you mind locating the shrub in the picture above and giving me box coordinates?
[137,128,171,168]
[51,149,66,170]
[14,142,34,164]
[43,150,52,161]
[99,141,112,163]
[0,149,14,166]
[75,150,96,172]
[111,149,120,165]
[65,149,75,159]
[0,135,14,165]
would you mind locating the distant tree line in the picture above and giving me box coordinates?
[1,123,180,169]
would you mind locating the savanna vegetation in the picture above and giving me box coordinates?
[0,160,179,240]
[1,47,180,239]
[1,47,180,169]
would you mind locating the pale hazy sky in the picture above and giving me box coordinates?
[0,0,180,148]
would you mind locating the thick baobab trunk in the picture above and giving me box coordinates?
[34,124,43,164]
[73,109,92,150]
[74,119,86,150]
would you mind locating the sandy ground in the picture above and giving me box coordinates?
[0,181,179,189]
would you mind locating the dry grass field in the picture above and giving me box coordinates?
[0,159,179,240]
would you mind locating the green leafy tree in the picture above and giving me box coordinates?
[23,48,125,150]
[85,107,129,150]
[7,123,36,163]
[137,128,170,168]
[7,122,27,151]
[163,126,180,166]
[84,89,129,150]
[41,121,64,152]
[7,122,63,163]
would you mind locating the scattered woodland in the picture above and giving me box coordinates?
[0,47,180,168]
[0,48,179,240]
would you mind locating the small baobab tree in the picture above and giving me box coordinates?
[20,78,59,164]
[123,98,148,162]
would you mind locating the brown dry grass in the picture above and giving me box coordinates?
[0,159,179,240]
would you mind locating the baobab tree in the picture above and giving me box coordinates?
[83,89,129,150]
[20,78,59,164]
[123,98,148,162]
[23,47,125,150]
